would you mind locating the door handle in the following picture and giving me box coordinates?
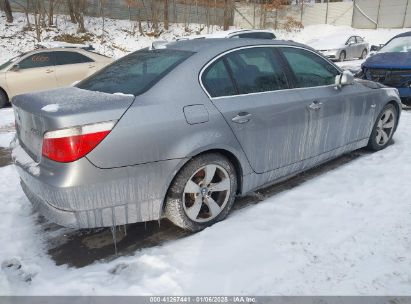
[89,65,95,68]
[308,101,322,111]
[45,69,54,74]
[232,112,252,124]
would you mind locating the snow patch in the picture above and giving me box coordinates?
[113,92,134,97]
[11,141,40,176]
[41,104,59,113]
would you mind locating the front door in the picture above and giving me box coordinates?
[202,47,312,174]
[6,52,58,97]
[279,47,375,158]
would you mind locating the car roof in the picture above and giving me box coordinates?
[161,38,306,55]
[392,31,411,39]
[177,29,275,40]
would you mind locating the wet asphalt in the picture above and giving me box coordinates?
[2,108,408,268]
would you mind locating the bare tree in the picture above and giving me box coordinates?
[223,0,231,30]
[1,0,13,23]
[71,0,86,32]
[11,0,31,28]
[164,0,169,30]
[66,0,76,23]
[48,0,55,26]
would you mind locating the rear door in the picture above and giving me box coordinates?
[5,52,58,97]
[53,50,95,86]
[202,46,311,174]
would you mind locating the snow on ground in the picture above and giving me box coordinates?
[0,108,15,148]
[0,104,410,295]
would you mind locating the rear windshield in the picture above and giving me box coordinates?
[76,49,193,95]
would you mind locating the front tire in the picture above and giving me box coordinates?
[0,90,8,109]
[339,51,346,62]
[360,49,368,59]
[367,104,398,151]
[165,153,237,232]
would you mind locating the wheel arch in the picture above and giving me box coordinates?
[160,148,245,214]
[0,87,10,104]
[387,100,401,132]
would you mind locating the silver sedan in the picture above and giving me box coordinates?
[12,39,400,232]
[308,34,370,62]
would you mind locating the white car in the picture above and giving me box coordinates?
[177,29,276,41]
[307,34,369,62]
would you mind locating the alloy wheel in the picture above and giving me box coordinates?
[376,108,396,146]
[183,164,231,223]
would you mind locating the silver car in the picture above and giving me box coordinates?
[12,39,401,232]
[308,35,370,62]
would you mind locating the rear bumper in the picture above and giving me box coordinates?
[13,143,186,228]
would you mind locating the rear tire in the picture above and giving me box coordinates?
[165,153,237,232]
[360,49,368,59]
[0,90,8,109]
[339,51,346,62]
[367,104,398,151]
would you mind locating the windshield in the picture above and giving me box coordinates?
[76,49,194,95]
[0,55,20,71]
[380,36,411,53]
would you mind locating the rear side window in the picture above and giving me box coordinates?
[202,59,236,98]
[225,47,289,94]
[18,52,54,69]
[281,47,339,88]
[233,32,276,40]
[356,36,364,43]
[77,49,193,95]
[54,51,93,65]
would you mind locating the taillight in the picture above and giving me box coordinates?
[42,121,116,163]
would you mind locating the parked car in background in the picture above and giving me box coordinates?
[177,29,276,41]
[0,47,113,108]
[307,34,369,62]
[360,31,411,105]
[12,39,400,233]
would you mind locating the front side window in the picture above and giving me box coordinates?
[225,47,289,94]
[18,52,54,70]
[281,47,339,88]
[77,49,193,95]
[202,59,236,98]
[54,51,94,66]
[346,37,356,45]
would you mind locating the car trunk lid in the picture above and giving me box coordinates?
[12,87,135,162]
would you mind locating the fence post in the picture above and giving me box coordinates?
[300,0,304,24]
[325,0,329,24]
[376,0,382,29]
[253,1,256,29]
[403,0,409,28]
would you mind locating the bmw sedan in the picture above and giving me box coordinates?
[12,39,401,232]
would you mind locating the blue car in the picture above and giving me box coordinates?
[361,31,411,105]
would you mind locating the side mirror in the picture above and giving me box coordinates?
[335,70,355,88]
[10,64,20,72]
[370,45,379,52]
